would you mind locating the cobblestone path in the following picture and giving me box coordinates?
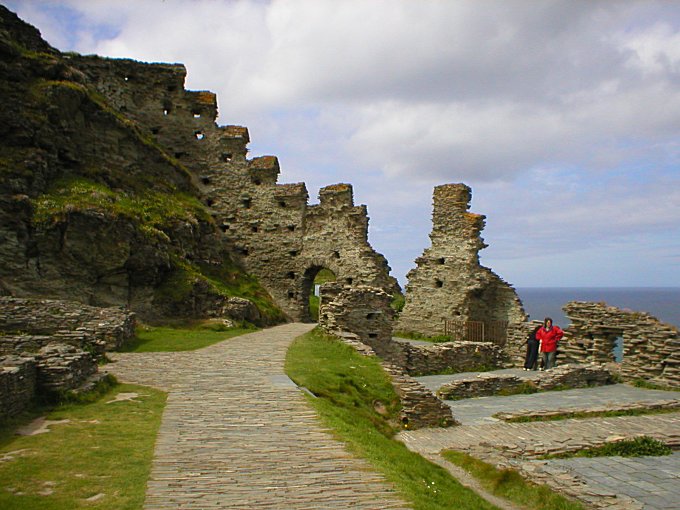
[108,323,409,509]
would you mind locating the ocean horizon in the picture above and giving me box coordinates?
[516,287,680,328]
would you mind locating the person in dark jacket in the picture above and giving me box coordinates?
[523,324,541,370]
[536,317,564,370]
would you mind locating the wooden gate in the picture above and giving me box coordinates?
[443,320,508,344]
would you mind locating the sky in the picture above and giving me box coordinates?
[6,0,680,288]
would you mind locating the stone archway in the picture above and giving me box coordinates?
[301,266,336,323]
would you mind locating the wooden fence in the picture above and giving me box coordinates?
[443,320,508,345]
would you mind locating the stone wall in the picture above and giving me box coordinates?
[0,355,36,420]
[318,285,456,428]
[397,184,526,336]
[437,363,614,400]
[391,339,505,377]
[69,54,399,322]
[0,297,135,351]
[561,301,679,387]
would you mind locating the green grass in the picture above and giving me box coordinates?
[285,328,498,510]
[120,324,256,352]
[0,382,166,509]
[630,379,680,392]
[442,450,585,510]
[542,436,672,460]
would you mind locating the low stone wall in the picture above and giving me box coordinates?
[437,364,614,400]
[35,344,98,395]
[332,331,457,429]
[0,296,136,350]
[0,355,36,420]
[392,339,505,376]
[562,301,679,387]
[0,332,105,357]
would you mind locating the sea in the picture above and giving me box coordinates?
[517,287,680,328]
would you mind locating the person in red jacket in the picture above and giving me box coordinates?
[536,317,563,370]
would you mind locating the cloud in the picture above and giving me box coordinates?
[6,0,680,286]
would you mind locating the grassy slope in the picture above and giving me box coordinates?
[120,324,256,352]
[285,328,498,510]
[0,383,166,510]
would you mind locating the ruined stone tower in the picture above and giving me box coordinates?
[396,184,526,336]
[64,56,398,321]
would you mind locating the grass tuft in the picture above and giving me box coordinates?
[442,450,585,510]
[542,436,672,459]
[285,328,498,510]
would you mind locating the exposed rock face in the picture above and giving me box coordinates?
[561,301,679,387]
[397,184,526,336]
[0,6,397,322]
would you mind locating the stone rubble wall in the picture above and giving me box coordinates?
[397,184,526,337]
[332,331,458,429]
[34,344,98,395]
[390,339,505,377]
[0,296,135,351]
[319,285,457,428]
[561,301,679,387]
[70,53,400,322]
[0,355,36,420]
[0,296,131,419]
[437,363,614,400]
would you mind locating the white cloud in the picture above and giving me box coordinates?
[6,0,680,286]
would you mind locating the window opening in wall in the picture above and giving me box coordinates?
[279,201,286,208]
[167,84,177,92]
[437,257,445,264]
[368,333,378,339]
[251,226,259,233]
[220,224,230,232]
[613,336,624,363]
[201,176,211,185]
[305,267,336,323]
[195,131,205,140]
[286,271,296,279]
[253,179,262,185]
[242,198,251,209]
[333,251,340,259]
[346,277,353,285]
[205,198,214,207]
[193,112,201,118]
[366,312,377,320]
[239,248,249,256]
[222,153,233,162]
[163,109,169,116]
[288,291,296,299]
[124,76,130,82]
[287,225,296,232]
[174,152,186,159]
[289,250,298,256]
[435,279,444,288]
[151,127,160,135]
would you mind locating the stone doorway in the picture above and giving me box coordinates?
[302,266,336,323]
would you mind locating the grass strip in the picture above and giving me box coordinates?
[442,450,585,510]
[541,436,672,460]
[630,379,680,392]
[495,405,680,423]
[0,382,166,509]
[285,328,498,510]
[120,324,256,352]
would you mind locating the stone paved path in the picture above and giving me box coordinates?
[108,323,409,509]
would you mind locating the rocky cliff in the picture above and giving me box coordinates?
[0,7,398,323]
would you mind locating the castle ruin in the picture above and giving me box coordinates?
[397,183,526,337]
